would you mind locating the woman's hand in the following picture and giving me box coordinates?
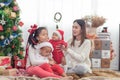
[56,44,68,52]
[61,57,66,65]
[61,45,68,51]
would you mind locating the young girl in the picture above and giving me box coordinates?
[26,26,73,80]
[49,29,67,65]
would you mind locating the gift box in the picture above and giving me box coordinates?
[91,58,101,68]
[101,59,110,68]
[102,40,110,50]
[0,66,5,75]
[0,56,11,68]
[3,68,17,76]
[94,39,102,50]
[92,50,101,58]
[101,50,110,58]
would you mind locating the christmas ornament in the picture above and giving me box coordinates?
[12,26,18,31]
[20,51,23,55]
[4,8,11,14]
[14,0,17,5]
[0,41,5,47]
[7,28,11,32]
[19,21,24,27]
[0,15,6,25]
[21,42,25,48]
[10,35,14,39]
[12,45,15,48]
[0,25,3,31]
[18,37,23,42]
[0,0,12,7]
[13,6,19,11]
[10,12,16,18]
[4,38,10,45]
[0,3,5,8]
[54,12,62,23]
[12,33,18,38]
[0,35,4,40]
[54,12,62,29]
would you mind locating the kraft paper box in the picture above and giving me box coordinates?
[94,39,102,50]
[101,59,110,68]
[3,68,17,76]
[0,56,11,68]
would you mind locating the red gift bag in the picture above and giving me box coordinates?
[14,56,26,69]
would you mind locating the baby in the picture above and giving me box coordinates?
[49,29,67,66]
[35,42,70,78]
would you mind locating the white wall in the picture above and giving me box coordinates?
[97,0,120,70]
[17,0,120,70]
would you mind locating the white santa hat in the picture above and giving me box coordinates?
[53,29,64,40]
[35,42,54,52]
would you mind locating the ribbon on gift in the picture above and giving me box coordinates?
[0,57,10,66]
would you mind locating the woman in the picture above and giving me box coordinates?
[62,19,92,74]
[25,26,73,80]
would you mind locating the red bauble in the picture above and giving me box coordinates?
[12,26,18,31]
[0,25,3,31]
[19,21,24,27]
[12,45,15,48]
[13,6,19,11]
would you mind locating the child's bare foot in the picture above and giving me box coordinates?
[60,76,73,80]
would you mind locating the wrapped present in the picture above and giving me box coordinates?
[101,50,110,58]
[3,68,17,76]
[92,50,101,58]
[14,56,25,69]
[101,59,110,68]
[0,56,11,68]
[91,58,101,68]
[102,40,110,50]
[0,66,5,75]
[94,39,102,50]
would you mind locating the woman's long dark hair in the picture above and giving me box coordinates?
[71,19,87,47]
[27,27,47,48]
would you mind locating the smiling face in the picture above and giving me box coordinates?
[37,29,49,43]
[40,46,52,57]
[72,22,82,37]
[52,33,60,40]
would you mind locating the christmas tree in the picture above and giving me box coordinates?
[0,0,24,59]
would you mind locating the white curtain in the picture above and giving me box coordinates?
[17,0,91,41]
